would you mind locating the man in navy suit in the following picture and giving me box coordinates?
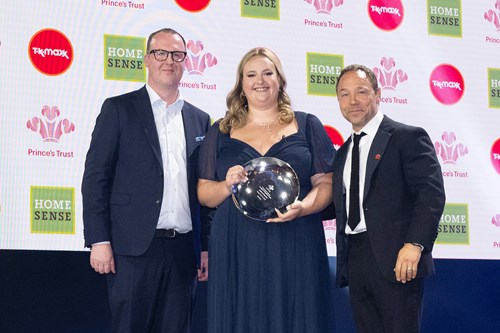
[82,28,211,333]
[332,64,445,333]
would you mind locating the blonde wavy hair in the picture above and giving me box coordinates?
[219,47,294,134]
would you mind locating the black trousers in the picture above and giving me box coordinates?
[107,232,197,333]
[347,232,424,333]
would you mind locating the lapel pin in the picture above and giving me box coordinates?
[375,154,381,160]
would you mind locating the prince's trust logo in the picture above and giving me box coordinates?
[373,57,408,105]
[26,105,75,159]
[27,105,75,143]
[323,219,336,256]
[303,0,345,30]
[434,131,468,179]
[305,0,344,14]
[436,203,469,245]
[427,0,462,38]
[179,39,218,91]
[493,214,500,227]
[184,40,217,76]
[484,0,500,31]
[306,53,343,96]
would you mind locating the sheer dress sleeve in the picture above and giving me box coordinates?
[198,121,221,181]
[305,113,336,175]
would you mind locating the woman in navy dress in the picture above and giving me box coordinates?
[197,47,336,333]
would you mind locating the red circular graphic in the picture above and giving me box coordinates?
[28,29,73,76]
[368,0,404,31]
[175,0,211,12]
[324,125,344,149]
[429,64,465,105]
[490,138,500,174]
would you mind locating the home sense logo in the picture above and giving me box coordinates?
[104,34,146,82]
[30,186,75,234]
[241,0,279,20]
[436,203,469,245]
[306,53,343,96]
[488,68,500,108]
[427,0,462,38]
[29,29,73,76]
[368,0,404,31]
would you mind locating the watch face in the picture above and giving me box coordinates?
[231,157,300,221]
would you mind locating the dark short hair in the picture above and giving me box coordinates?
[336,64,379,92]
[146,28,186,53]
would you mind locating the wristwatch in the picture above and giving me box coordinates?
[411,243,424,252]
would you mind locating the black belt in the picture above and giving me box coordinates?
[154,229,178,238]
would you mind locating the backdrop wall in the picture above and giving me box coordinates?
[1,0,499,332]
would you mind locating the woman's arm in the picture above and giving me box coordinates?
[197,165,247,208]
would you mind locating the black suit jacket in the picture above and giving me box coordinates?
[333,115,445,287]
[82,86,211,258]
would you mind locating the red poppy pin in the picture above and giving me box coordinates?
[375,154,381,160]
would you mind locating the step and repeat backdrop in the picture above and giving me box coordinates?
[1,0,499,259]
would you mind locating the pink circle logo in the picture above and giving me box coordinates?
[491,138,500,174]
[368,0,404,31]
[429,64,465,105]
[324,125,344,149]
[175,0,211,12]
[28,29,73,76]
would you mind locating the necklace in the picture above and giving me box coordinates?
[250,113,279,133]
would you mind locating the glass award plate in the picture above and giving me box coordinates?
[232,157,300,221]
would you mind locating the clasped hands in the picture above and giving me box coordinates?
[225,165,303,223]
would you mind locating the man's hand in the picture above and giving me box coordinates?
[198,251,208,281]
[394,243,421,283]
[90,243,115,274]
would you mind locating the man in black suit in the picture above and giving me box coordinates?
[82,28,211,333]
[332,64,445,333]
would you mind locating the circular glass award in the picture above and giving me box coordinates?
[231,157,300,221]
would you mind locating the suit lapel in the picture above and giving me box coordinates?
[335,138,350,195]
[181,102,198,160]
[364,116,393,198]
[334,140,350,230]
[132,86,163,168]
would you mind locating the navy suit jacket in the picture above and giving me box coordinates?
[82,86,211,258]
[333,115,445,288]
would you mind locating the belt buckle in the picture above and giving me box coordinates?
[155,228,177,238]
[165,229,176,238]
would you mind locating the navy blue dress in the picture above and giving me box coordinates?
[199,112,336,333]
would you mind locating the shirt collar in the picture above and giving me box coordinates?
[145,84,184,109]
[352,110,383,139]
